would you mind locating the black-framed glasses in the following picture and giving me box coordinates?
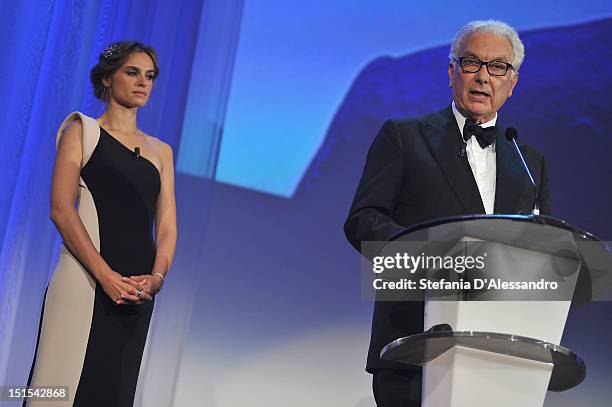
[455,56,515,76]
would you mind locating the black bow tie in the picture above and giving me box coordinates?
[463,119,497,149]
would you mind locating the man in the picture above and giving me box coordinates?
[344,20,550,406]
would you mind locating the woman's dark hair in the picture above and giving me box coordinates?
[90,41,160,101]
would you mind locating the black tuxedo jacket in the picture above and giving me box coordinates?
[344,105,551,372]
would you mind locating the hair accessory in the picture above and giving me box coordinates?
[102,43,120,59]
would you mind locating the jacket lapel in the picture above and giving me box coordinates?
[422,106,484,213]
[494,131,527,213]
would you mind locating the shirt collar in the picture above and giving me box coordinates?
[451,101,497,132]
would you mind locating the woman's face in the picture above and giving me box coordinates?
[105,52,155,108]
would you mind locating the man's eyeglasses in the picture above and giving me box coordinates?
[455,56,515,76]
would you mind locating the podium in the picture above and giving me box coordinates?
[378,215,611,407]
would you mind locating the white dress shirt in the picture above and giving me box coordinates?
[451,102,497,214]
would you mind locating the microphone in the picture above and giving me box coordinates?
[458,143,466,157]
[505,128,540,215]
[134,147,141,160]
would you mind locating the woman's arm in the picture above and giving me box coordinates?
[51,119,151,304]
[152,142,177,278]
[128,140,177,294]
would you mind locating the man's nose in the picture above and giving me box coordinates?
[474,65,490,84]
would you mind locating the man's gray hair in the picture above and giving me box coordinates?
[449,20,525,71]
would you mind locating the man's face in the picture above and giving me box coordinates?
[448,32,519,123]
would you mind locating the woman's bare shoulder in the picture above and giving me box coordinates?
[142,132,173,157]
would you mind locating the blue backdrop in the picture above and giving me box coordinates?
[1,1,611,406]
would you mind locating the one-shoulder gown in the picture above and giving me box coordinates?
[26,118,160,407]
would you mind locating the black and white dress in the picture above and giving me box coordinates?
[26,112,160,406]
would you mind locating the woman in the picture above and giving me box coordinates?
[26,41,177,406]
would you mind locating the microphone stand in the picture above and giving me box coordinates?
[505,128,540,215]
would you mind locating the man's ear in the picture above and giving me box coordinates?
[508,71,519,97]
[448,63,455,88]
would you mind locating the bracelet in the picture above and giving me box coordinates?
[151,272,164,293]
